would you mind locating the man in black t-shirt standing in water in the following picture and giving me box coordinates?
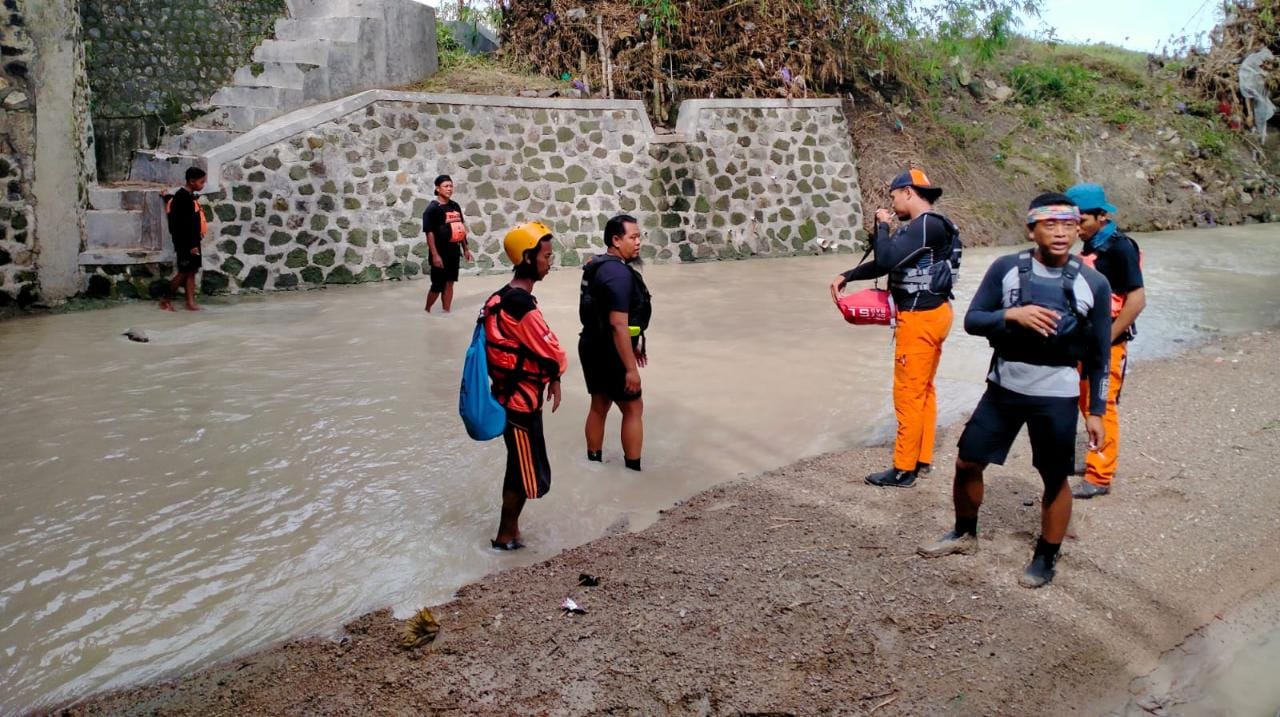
[423,175,472,313]
[580,215,651,471]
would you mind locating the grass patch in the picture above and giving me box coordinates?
[1195,123,1231,157]
[409,53,567,96]
[1052,44,1148,88]
[1106,107,1141,128]
[941,118,986,148]
[1006,61,1099,107]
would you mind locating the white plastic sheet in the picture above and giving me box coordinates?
[1238,48,1276,140]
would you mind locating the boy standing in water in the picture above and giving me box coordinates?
[423,175,472,313]
[159,167,208,311]
[918,193,1111,588]
[483,222,567,550]
[1065,183,1146,499]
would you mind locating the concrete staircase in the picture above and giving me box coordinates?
[83,0,436,266]
[80,184,171,266]
[130,0,436,186]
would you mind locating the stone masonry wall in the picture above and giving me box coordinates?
[0,0,38,306]
[195,95,863,294]
[651,105,862,262]
[80,0,288,179]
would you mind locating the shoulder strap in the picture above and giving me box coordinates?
[1016,249,1034,306]
[1061,256,1083,314]
[920,211,958,235]
[626,263,649,291]
[479,290,503,324]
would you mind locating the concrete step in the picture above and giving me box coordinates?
[86,210,144,250]
[88,185,122,210]
[79,248,173,267]
[252,38,334,67]
[160,128,243,154]
[88,184,169,211]
[130,151,206,186]
[275,16,363,42]
[232,61,307,90]
[191,105,284,132]
[210,84,304,109]
[290,0,385,19]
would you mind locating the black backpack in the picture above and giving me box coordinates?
[921,211,963,297]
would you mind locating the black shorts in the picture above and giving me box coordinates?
[175,246,201,273]
[503,409,551,499]
[428,245,461,292]
[578,335,641,403]
[957,383,1078,485]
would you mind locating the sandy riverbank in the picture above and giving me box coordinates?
[48,328,1280,716]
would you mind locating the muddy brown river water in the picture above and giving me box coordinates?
[2,224,1278,713]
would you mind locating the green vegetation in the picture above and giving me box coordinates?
[1006,61,1097,107]
[1195,123,1231,158]
[940,118,986,149]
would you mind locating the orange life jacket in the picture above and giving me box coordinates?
[165,192,208,237]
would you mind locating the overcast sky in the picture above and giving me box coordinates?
[1029,0,1221,53]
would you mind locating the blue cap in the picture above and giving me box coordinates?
[1065,183,1117,214]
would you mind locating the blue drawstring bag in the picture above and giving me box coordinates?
[459,319,506,440]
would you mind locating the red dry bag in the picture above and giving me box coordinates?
[837,288,896,327]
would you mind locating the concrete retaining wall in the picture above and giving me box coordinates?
[0,0,95,306]
[194,92,863,294]
[0,2,38,306]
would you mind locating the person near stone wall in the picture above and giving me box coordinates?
[423,175,472,313]
[159,167,208,311]
[830,169,961,489]
[483,222,567,550]
[579,215,652,472]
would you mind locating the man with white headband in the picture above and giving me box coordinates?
[917,192,1112,589]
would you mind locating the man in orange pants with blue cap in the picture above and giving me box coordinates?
[830,169,962,488]
[1065,183,1146,498]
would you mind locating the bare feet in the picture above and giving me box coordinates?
[185,304,202,311]
[159,299,176,312]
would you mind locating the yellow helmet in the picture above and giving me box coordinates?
[503,221,552,264]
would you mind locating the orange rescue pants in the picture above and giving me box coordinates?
[1078,342,1128,487]
[892,302,954,472]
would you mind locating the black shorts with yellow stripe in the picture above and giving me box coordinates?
[503,408,551,499]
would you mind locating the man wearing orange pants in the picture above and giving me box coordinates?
[1066,183,1145,498]
[831,169,962,488]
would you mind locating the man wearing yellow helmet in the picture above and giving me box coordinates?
[482,221,568,550]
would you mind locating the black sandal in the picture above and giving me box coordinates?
[490,539,525,551]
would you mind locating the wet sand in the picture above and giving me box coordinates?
[51,327,1280,716]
